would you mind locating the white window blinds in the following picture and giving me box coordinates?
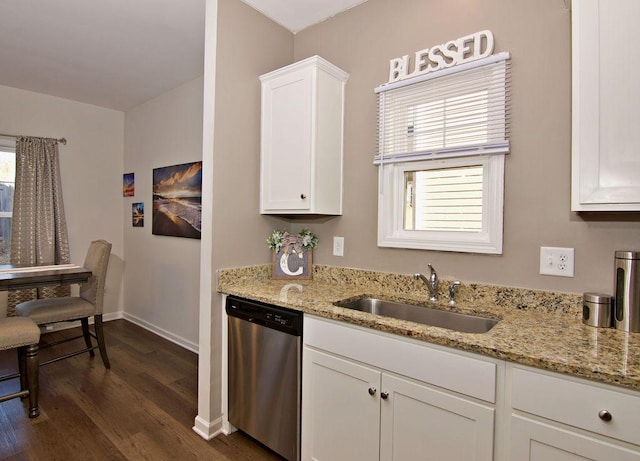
[374,52,511,165]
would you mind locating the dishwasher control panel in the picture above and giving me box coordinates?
[265,311,294,327]
[226,296,303,336]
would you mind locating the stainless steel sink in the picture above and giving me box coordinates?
[334,297,498,333]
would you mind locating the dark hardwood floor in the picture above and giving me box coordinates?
[0,319,283,460]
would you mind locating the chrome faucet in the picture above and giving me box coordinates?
[414,264,438,302]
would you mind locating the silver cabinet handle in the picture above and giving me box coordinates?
[598,409,612,422]
[368,387,376,396]
[381,392,389,400]
[300,193,307,199]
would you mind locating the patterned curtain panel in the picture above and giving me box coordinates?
[7,137,71,316]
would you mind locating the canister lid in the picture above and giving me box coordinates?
[615,250,640,260]
[583,292,613,304]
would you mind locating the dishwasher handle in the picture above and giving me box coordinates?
[240,315,268,328]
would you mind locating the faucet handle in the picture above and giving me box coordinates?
[448,281,461,306]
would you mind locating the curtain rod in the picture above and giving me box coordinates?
[0,133,67,145]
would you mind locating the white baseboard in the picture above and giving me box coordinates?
[103,311,124,322]
[122,312,199,353]
[193,415,223,440]
[37,310,198,354]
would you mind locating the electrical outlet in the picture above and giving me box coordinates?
[540,246,575,277]
[333,236,344,257]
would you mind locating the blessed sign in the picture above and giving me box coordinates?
[388,30,495,83]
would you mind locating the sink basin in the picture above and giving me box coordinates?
[334,297,498,333]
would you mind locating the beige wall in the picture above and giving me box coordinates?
[0,84,125,318]
[123,77,204,350]
[286,0,640,296]
[211,0,292,273]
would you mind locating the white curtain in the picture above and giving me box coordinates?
[7,136,70,315]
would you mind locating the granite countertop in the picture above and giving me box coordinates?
[218,265,640,392]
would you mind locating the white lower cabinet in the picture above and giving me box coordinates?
[302,316,497,461]
[300,316,640,461]
[302,348,380,461]
[508,366,640,460]
[379,373,494,461]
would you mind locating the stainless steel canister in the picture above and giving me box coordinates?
[582,293,613,328]
[614,251,640,332]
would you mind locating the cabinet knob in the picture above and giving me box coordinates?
[368,387,376,396]
[598,409,613,422]
[300,193,307,199]
[381,391,389,400]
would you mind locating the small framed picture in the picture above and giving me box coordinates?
[132,202,144,227]
[272,249,313,280]
[123,173,135,197]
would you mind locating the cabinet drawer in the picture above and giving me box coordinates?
[512,366,640,446]
[511,415,640,460]
[304,315,497,402]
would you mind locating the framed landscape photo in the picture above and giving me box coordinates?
[123,173,135,197]
[272,249,313,280]
[152,161,202,239]
[132,202,144,227]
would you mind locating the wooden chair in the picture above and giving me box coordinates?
[15,240,112,368]
[0,317,40,418]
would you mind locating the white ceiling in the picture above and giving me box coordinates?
[0,0,366,112]
[241,0,368,34]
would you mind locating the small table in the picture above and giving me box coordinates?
[0,264,92,291]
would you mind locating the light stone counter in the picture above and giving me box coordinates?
[218,265,640,391]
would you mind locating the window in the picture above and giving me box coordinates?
[0,141,15,264]
[375,53,510,254]
[405,164,483,232]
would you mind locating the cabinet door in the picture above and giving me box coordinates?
[571,0,640,210]
[380,373,494,461]
[510,415,640,461]
[301,347,381,461]
[260,67,312,212]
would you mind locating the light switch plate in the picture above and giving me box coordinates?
[540,246,575,277]
[333,236,344,256]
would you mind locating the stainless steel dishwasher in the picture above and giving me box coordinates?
[226,295,302,461]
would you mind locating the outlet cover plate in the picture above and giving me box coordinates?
[540,246,575,277]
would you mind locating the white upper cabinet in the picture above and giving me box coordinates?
[571,0,640,211]
[259,56,349,215]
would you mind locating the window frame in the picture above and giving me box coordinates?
[378,154,504,254]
